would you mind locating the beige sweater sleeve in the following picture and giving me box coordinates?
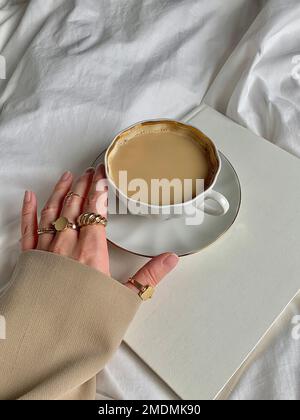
[0,250,141,400]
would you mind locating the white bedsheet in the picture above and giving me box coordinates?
[0,0,299,400]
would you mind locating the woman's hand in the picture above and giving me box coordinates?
[20,165,179,294]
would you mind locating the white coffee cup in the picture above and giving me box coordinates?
[105,119,229,222]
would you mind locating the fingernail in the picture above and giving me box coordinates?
[24,190,32,203]
[96,163,106,177]
[100,164,106,176]
[85,167,95,174]
[61,171,72,181]
[163,253,179,269]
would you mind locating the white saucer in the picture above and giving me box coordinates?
[93,151,241,257]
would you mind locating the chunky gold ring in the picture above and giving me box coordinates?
[37,227,56,235]
[77,212,107,228]
[52,216,78,232]
[128,278,155,301]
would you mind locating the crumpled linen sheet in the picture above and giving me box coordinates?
[0,0,299,400]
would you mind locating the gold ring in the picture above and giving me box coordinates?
[37,227,56,235]
[52,216,78,232]
[65,191,83,200]
[128,278,155,301]
[77,212,107,228]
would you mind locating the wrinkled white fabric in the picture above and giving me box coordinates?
[205,0,300,158]
[0,0,299,400]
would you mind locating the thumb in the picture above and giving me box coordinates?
[126,253,179,294]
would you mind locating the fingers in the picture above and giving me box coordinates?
[50,167,95,255]
[127,253,179,293]
[84,164,108,217]
[37,171,73,250]
[21,191,38,251]
[62,167,95,220]
[77,164,109,274]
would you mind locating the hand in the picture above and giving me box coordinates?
[20,165,179,295]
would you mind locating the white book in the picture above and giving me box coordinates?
[119,105,300,400]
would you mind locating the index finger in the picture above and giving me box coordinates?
[21,191,38,251]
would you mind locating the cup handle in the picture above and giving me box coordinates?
[197,190,230,216]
